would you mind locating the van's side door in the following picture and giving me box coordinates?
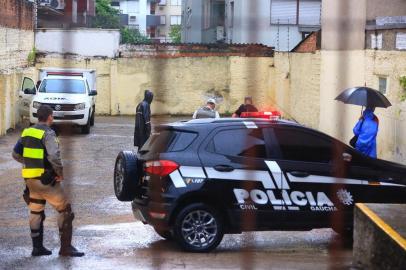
[19,77,36,118]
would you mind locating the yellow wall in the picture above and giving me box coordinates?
[36,55,276,116]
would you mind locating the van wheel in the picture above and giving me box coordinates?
[114,151,140,201]
[90,107,95,126]
[173,203,224,252]
[154,228,173,240]
[81,118,91,134]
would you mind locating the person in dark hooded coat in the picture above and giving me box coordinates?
[134,90,154,148]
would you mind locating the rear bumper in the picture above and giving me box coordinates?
[131,199,173,230]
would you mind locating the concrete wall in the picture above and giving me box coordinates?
[366,0,406,21]
[0,0,34,135]
[35,29,120,58]
[322,0,367,50]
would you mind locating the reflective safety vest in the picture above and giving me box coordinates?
[21,127,46,179]
[195,107,216,119]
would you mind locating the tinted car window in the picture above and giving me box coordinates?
[140,130,176,154]
[211,128,267,158]
[274,128,333,163]
[170,132,197,152]
[141,130,197,154]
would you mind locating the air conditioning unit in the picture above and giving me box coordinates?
[159,6,164,11]
[50,0,65,10]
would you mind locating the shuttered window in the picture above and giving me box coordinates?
[298,0,321,25]
[271,0,297,25]
[271,0,321,25]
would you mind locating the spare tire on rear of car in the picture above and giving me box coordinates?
[114,151,141,201]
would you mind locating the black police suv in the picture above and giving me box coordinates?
[114,118,406,252]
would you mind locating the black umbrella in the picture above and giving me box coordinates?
[335,86,392,108]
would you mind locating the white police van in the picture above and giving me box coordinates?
[19,68,97,134]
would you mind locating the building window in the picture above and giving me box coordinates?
[129,16,137,22]
[160,15,166,25]
[298,0,321,25]
[396,33,406,50]
[111,1,120,7]
[371,33,383,49]
[170,15,181,25]
[271,0,321,25]
[379,77,387,94]
[171,0,181,6]
[158,0,167,5]
[271,0,297,25]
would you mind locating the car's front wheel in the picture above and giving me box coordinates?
[173,203,224,252]
[114,151,141,201]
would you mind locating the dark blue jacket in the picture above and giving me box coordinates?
[353,109,379,158]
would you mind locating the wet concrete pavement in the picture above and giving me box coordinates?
[0,116,353,270]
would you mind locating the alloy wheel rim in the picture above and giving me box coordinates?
[181,210,218,248]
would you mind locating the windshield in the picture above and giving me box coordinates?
[39,79,86,94]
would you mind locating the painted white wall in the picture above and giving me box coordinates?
[35,29,120,57]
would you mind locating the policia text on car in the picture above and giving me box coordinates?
[12,105,84,257]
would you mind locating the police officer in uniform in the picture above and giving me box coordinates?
[192,98,220,119]
[12,105,84,257]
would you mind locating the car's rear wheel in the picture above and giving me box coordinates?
[114,151,141,201]
[173,203,224,252]
[154,228,173,240]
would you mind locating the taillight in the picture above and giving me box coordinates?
[144,160,179,176]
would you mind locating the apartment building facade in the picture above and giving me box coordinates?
[111,0,151,35]
[150,0,182,42]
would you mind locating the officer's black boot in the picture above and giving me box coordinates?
[31,226,52,256]
[58,207,84,257]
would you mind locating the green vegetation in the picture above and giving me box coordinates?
[400,76,406,102]
[92,0,121,29]
[121,27,150,44]
[92,0,150,44]
[169,25,181,43]
[27,47,36,65]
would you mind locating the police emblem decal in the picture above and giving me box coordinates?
[336,189,354,205]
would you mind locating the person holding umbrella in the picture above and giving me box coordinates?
[352,107,379,158]
[335,86,392,158]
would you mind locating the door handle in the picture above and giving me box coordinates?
[214,165,234,172]
[289,171,310,178]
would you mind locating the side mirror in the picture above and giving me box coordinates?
[24,88,35,95]
[342,153,352,162]
[89,90,98,96]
